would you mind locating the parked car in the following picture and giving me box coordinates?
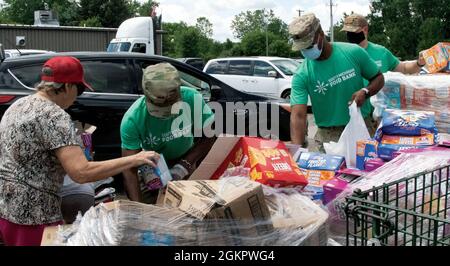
[204,57,301,99]
[4,49,54,58]
[0,52,292,163]
[176,57,205,71]
[293,58,305,64]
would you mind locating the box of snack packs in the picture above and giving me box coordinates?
[296,152,345,186]
[422,42,449,73]
[208,137,308,188]
[356,139,378,170]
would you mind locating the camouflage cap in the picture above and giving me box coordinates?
[142,63,182,104]
[289,13,321,51]
[341,13,368,33]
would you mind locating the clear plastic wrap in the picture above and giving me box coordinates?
[327,150,450,242]
[371,72,450,133]
[52,175,329,246]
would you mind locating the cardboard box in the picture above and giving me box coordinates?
[163,179,272,223]
[297,152,345,171]
[285,143,308,161]
[41,225,72,246]
[301,184,326,201]
[266,192,330,246]
[381,133,435,146]
[356,139,378,170]
[323,173,361,205]
[300,168,336,188]
[423,42,449,73]
[442,42,450,73]
[364,158,385,172]
[197,136,307,188]
[163,179,273,244]
[378,143,425,161]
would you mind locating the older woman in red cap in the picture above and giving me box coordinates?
[0,56,159,246]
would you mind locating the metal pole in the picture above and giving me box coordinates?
[265,10,268,56]
[297,9,304,17]
[266,24,268,56]
[330,0,334,42]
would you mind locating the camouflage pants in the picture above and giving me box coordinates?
[311,117,378,153]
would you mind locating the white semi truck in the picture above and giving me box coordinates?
[107,16,163,55]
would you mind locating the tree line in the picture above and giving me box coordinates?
[1,0,449,61]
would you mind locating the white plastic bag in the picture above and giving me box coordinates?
[324,102,369,168]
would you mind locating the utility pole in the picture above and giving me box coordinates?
[264,9,269,56]
[297,9,304,17]
[328,0,337,42]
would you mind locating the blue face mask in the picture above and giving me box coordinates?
[301,36,323,60]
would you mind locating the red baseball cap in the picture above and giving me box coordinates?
[41,56,94,91]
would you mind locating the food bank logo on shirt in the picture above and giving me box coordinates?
[314,68,357,95]
[314,81,328,95]
[145,134,161,146]
[144,126,192,146]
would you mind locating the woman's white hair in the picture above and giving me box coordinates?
[36,80,64,92]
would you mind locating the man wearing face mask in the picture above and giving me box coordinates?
[342,13,425,75]
[120,63,215,204]
[289,13,385,152]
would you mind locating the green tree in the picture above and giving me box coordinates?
[368,0,450,59]
[176,27,202,57]
[1,0,79,25]
[417,17,446,52]
[230,9,291,57]
[333,21,348,43]
[196,17,213,38]
[223,39,234,51]
[79,16,102,27]
[2,0,45,25]
[230,43,244,56]
[53,1,80,26]
[135,0,159,17]
[0,9,14,24]
[127,0,141,16]
[239,31,280,56]
[79,0,132,28]
[162,21,188,57]
[269,39,292,57]
[231,9,287,39]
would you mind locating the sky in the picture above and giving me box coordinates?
[0,0,373,42]
[152,0,373,41]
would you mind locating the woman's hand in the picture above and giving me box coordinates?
[133,151,160,168]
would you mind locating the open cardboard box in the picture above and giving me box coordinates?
[190,135,241,180]
[189,135,305,181]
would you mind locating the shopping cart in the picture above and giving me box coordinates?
[345,164,450,246]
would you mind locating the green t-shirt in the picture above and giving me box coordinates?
[120,87,214,160]
[365,41,400,73]
[291,42,380,127]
